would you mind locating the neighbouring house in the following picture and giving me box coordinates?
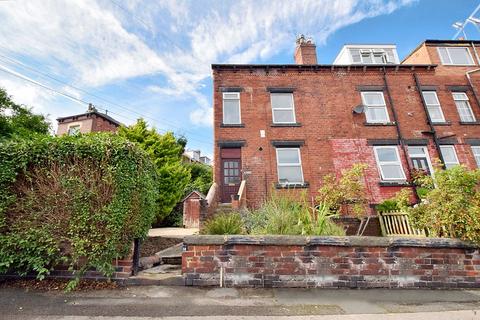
[212,36,480,212]
[183,148,212,166]
[56,104,121,135]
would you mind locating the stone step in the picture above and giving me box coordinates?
[156,243,182,266]
[129,264,183,286]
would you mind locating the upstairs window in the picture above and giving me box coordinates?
[271,93,296,124]
[438,47,474,65]
[350,48,395,64]
[374,146,406,181]
[440,145,459,169]
[472,146,480,168]
[452,92,476,122]
[276,148,304,185]
[361,92,390,123]
[222,92,241,124]
[422,91,445,123]
[67,125,80,136]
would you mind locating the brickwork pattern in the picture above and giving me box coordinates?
[183,236,480,288]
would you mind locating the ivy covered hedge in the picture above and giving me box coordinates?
[0,133,158,283]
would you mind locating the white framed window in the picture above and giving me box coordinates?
[437,47,474,65]
[271,93,296,124]
[422,91,445,123]
[452,92,476,123]
[222,92,241,124]
[472,146,480,168]
[276,148,304,184]
[408,146,434,175]
[350,48,395,64]
[361,92,390,123]
[373,146,406,181]
[440,145,460,169]
[67,125,80,136]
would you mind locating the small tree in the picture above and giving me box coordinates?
[118,119,191,223]
[0,87,50,139]
[316,163,370,235]
[408,165,480,244]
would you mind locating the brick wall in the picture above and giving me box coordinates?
[183,192,203,228]
[213,63,480,209]
[92,115,119,133]
[183,235,480,288]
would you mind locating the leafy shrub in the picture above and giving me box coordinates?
[0,133,158,286]
[408,165,480,243]
[375,188,412,212]
[316,163,368,217]
[243,192,345,236]
[202,212,244,235]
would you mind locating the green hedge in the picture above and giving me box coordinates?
[0,133,158,283]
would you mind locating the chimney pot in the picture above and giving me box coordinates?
[294,35,317,65]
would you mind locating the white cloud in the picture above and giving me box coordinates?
[0,0,416,128]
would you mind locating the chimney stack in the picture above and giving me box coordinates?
[294,34,317,65]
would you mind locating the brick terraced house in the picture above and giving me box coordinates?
[212,36,480,216]
[56,104,121,136]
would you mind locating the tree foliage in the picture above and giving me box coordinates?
[0,87,50,139]
[0,134,158,286]
[118,119,190,223]
[316,163,369,217]
[184,162,212,195]
[408,165,480,244]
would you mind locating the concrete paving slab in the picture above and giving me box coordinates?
[148,228,198,238]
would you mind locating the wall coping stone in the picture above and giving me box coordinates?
[184,235,478,249]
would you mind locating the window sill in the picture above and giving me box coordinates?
[379,181,410,187]
[275,182,309,189]
[220,123,245,128]
[270,123,302,127]
[459,121,480,125]
[431,121,451,126]
[363,122,396,126]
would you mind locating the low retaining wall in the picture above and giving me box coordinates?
[182,235,480,288]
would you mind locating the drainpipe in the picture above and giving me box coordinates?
[382,67,419,202]
[413,72,446,167]
[466,42,480,111]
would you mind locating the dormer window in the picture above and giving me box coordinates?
[350,48,395,64]
[437,47,474,65]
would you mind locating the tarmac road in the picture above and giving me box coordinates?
[1,286,480,319]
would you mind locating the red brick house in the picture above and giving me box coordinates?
[56,104,121,135]
[212,37,480,213]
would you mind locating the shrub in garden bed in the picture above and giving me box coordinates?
[0,133,158,288]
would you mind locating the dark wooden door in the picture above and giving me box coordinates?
[220,148,242,203]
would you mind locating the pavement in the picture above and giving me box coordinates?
[2,286,480,319]
[147,228,198,238]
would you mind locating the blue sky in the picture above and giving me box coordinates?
[0,0,478,157]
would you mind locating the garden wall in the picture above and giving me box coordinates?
[183,235,480,288]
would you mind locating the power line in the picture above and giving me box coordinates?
[0,64,214,145]
[0,53,214,145]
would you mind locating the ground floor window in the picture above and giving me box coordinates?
[276,148,304,185]
[472,146,480,168]
[439,145,459,169]
[407,146,433,175]
[373,146,406,181]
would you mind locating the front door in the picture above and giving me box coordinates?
[220,148,242,203]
